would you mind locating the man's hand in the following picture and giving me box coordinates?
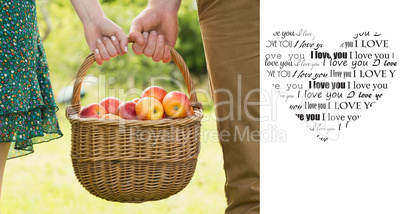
[129,0,181,63]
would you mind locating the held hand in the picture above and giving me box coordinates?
[84,17,128,65]
[129,3,180,63]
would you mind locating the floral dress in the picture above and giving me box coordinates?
[0,0,63,159]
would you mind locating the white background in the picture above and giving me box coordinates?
[261,1,402,213]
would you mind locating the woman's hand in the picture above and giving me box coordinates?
[70,0,128,65]
[128,0,181,63]
[83,17,128,65]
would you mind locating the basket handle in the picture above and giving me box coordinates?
[71,38,202,110]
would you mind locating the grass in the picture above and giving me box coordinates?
[1,107,226,214]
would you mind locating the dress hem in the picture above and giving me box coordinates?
[4,131,63,160]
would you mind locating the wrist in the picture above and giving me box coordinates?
[85,13,106,26]
[71,0,106,25]
[148,0,181,12]
[83,14,108,30]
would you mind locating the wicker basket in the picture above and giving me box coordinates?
[66,46,203,203]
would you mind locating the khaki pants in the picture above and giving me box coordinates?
[196,0,260,213]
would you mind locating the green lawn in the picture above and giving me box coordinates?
[1,108,226,214]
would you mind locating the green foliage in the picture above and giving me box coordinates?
[177,1,206,75]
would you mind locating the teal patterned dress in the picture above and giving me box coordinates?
[0,0,63,159]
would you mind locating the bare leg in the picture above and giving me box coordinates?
[0,142,11,213]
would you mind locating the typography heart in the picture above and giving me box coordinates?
[264,29,397,141]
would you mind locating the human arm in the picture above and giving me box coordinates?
[128,0,181,63]
[70,0,129,65]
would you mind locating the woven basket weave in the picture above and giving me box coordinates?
[66,46,203,203]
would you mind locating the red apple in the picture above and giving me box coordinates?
[140,86,167,103]
[79,103,107,119]
[116,101,137,120]
[100,97,122,115]
[135,97,164,120]
[132,98,140,104]
[162,91,192,119]
[101,114,121,120]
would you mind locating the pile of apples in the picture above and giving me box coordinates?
[79,86,194,120]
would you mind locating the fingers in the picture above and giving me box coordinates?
[94,33,171,65]
[94,36,126,65]
[152,35,165,62]
[162,45,172,63]
[94,49,103,65]
[129,18,145,46]
[129,29,144,46]
[103,37,118,57]
[85,31,104,65]
[115,30,129,54]
[95,39,110,65]
[143,31,158,57]
[131,31,171,63]
[84,18,128,65]
[132,32,148,55]
[111,36,125,56]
